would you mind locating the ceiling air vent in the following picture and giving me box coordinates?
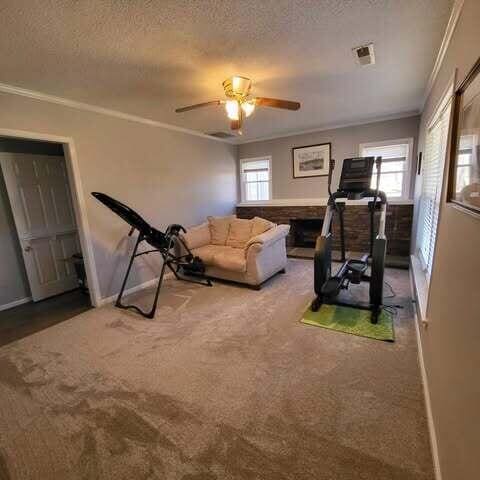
[353,43,375,66]
[207,131,235,139]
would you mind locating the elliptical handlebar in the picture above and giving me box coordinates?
[327,158,335,199]
[372,156,383,212]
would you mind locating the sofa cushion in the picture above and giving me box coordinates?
[191,245,218,265]
[251,216,275,237]
[207,215,234,245]
[183,222,210,250]
[192,245,247,273]
[226,218,253,248]
[212,247,247,273]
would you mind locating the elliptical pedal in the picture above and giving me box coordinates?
[321,277,342,297]
[347,259,368,284]
[347,259,368,274]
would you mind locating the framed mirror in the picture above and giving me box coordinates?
[448,57,480,214]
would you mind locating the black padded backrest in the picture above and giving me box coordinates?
[91,192,152,236]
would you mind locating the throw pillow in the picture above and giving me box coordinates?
[183,222,211,250]
[251,216,275,237]
[207,215,235,245]
[226,218,253,248]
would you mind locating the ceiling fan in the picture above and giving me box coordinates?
[175,76,301,133]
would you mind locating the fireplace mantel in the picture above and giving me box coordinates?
[237,198,413,207]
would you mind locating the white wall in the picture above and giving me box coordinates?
[413,1,480,479]
[0,91,238,301]
[238,115,420,200]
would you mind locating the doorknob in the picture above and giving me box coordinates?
[24,245,32,252]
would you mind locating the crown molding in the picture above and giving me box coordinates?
[421,0,465,110]
[0,82,233,144]
[235,110,420,145]
[0,81,423,147]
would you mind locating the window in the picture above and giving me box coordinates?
[360,138,413,199]
[417,96,452,279]
[240,156,272,202]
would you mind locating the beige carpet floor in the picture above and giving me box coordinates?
[0,259,433,480]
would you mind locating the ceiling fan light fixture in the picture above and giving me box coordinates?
[241,100,255,117]
[232,76,251,95]
[176,76,300,130]
[225,100,240,120]
[223,76,252,98]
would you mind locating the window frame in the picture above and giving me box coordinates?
[359,137,414,200]
[239,155,273,203]
[412,76,455,323]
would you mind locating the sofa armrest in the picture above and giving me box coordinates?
[245,224,290,250]
[181,222,211,250]
[245,225,289,285]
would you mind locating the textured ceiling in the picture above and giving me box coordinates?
[0,0,453,142]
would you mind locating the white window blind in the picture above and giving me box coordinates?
[361,141,411,198]
[418,101,452,278]
[240,157,271,202]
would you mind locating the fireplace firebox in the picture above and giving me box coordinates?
[290,218,323,248]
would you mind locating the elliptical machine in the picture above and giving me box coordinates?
[311,156,387,324]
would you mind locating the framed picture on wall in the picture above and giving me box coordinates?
[448,57,480,214]
[292,143,331,178]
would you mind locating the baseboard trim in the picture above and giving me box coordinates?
[99,278,160,306]
[0,296,32,312]
[409,266,442,480]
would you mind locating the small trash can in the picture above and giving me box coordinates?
[72,253,88,293]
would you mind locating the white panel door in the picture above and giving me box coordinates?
[0,152,80,301]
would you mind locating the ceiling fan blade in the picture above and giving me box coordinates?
[254,97,301,110]
[175,100,222,113]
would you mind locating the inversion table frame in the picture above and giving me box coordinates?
[92,192,212,318]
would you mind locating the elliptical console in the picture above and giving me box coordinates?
[339,157,375,194]
[311,156,387,324]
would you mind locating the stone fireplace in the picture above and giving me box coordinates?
[236,203,414,258]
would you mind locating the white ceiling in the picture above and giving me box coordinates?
[0,0,453,143]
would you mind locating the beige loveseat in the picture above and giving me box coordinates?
[181,215,290,289]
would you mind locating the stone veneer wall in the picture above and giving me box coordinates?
[237,204,413,257]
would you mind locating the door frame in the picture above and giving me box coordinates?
[0,128,101,307]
